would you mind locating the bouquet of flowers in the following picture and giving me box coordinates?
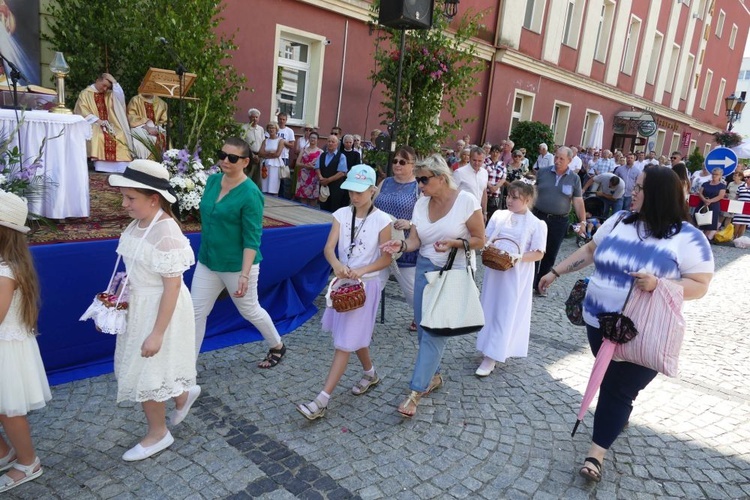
[0,134,49,216]
[162,146,219,220]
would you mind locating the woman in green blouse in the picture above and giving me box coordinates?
[192,137,286,368]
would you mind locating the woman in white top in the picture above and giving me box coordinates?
[382,154,485,418]
[259,122,285,195]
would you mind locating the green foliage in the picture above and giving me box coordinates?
[713,130,743,148]
[369,1,486,155]
[509,121,555,167]
[44,0,245,155]
[686,147,705,173]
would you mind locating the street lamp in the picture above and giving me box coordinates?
[724,92,746,131]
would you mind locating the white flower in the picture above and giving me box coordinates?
[0,173,6,186]
[185,179,195,190]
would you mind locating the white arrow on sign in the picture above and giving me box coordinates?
[707,156,735,168]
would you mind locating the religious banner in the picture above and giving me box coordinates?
[0,0,41,85]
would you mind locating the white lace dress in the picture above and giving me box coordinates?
[0,261,52,417]
[114,218,197,403]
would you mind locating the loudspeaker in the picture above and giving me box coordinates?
[378,0,434,30]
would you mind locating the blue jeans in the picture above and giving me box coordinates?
[410,255,449,392]
[621,196,632,212]
[601,197,623,218]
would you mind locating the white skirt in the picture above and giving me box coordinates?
[0,336,51,417]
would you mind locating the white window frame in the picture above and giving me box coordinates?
[666,44,680,93]
[562,0,585,48]
[696,0,708,19]
[594,1,616,63]
[689,139,697,154]
[523,0,546,33]
[272,26,327,127]
[729,24,738,49]
[715,10,725,38]
[510,90,536,133]
[620,15,642,76]
[703,143,712,156]
[681,53,695,100]
[700,69,713,110]
[551,100,571,145]
[654,129,666,156]
[669,132,681,155]
[581,109,601,148]
[646,31,664,85]
[714,78,726,115]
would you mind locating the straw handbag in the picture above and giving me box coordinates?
[482,237,520,271]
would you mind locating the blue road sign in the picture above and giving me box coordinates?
[705,147,738,176]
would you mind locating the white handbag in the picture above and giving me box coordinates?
[695,205,713,226]
[420,239,485,336]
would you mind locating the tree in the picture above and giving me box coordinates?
[369,1,486,155]
[686,147,705,173]
[45,0,246,155]
[509,121,555,167]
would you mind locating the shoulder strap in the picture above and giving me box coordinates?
[111,209,164,306]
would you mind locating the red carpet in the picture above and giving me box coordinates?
[29,173,291,245]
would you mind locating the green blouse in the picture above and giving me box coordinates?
[198,173,264,271]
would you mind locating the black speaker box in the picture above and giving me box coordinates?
[378,0,434,30]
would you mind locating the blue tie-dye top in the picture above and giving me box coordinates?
[583,211,714,327]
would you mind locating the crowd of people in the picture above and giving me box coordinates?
[1,113,734,491]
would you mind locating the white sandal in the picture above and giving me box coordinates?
[0,447,16,472]
[0,456,43,493]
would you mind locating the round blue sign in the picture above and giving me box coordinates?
[705,147,738,176]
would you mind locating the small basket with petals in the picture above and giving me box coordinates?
[482,238,520,271]
[328,278,366,313]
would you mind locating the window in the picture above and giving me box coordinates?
[666,44,680,93]
[647,32,664,85]
[510,91,535,132]
[654,129,666,156]
[581,110,600,148]
[696,0,708,19]
[594,1,616,62]
[689,139,697,153]
[551,101,571,145]
[621,16,642,75]
[715,78,726,115]
[523,0,545,33]
[681,53,695,100]
[716,10,725,38]
[562,0,585,48]
[274,27,326,126]
[700,69,712,109]
[703,143,712,156]
[670,133,681,155]
[729,24,738,49]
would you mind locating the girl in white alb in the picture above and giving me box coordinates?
[296,165,392,421]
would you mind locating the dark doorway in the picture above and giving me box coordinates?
[611,134,637,153]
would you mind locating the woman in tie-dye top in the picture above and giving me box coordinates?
[539,167,714,483]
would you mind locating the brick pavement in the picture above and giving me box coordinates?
[5,238,750,499]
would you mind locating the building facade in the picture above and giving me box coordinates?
[732,56,750,137]
[224,0,750,155]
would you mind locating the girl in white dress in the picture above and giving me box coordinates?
[108,160,199,461]
[475,181,547,376]
[0,191,50,493]
[296,165,392,420]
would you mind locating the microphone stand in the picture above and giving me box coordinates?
[160,41,188,149]
[0,52,25,165]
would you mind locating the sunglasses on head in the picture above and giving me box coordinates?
[392,158,411,166]
[416,175,434,184]
[217,150,248,163]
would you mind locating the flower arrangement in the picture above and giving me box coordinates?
[161,146,219,220]
[713,130,743,148]
[0,133,50,212]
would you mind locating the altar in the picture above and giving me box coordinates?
[0,109,91,218]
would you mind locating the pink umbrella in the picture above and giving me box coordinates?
[571,285,638,437]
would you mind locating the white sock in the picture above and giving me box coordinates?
[317,391,330,407]
[364,366,376,377]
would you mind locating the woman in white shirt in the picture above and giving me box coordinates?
[382,154,485,418]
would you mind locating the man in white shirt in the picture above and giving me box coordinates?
[276,112,296,198]
[242,108,265,188]
[570,147,583,173]
[533,143,555,171]
[633,151,649,171]
[453,146,488,220]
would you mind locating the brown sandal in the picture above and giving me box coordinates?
[258,344,286,369]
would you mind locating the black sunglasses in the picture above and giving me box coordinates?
[217,150,248,163]
[392,158,411,166]
[416,175,434,185]
[670,156,678,160]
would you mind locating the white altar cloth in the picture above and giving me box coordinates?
[0,109,92,218]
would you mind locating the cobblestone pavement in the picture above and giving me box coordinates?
[6,238,750,499]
